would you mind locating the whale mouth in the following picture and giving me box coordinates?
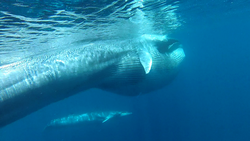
[155,39,180,54]
[140,34,182,54]
[151,36,185,64]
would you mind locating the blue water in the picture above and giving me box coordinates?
[1,0,250,141]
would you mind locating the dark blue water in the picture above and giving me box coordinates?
[1,0,250,141]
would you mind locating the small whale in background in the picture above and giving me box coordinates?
[44,111,132,130]
[0,34,185,127]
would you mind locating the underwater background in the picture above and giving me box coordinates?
[1,0,250,141]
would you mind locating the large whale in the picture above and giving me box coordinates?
[44,111,132,130]
[0,34,185,127]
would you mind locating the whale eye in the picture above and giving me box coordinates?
[155,39,179,54]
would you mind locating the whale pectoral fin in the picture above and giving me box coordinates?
[102,117,111,123]
[139,51,152,74]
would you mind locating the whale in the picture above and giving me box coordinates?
[0,34,185,127]
[44,111,132,130]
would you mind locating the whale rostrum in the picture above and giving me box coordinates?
[0,34,185,127]
[44,111,132,130]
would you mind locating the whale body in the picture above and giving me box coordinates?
[0,34,185,127]
[44,111,132,130]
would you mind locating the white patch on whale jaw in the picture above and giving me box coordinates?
[170,47,185,66]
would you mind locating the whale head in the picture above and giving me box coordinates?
[136,34,185,94]
[98,34,185,96]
